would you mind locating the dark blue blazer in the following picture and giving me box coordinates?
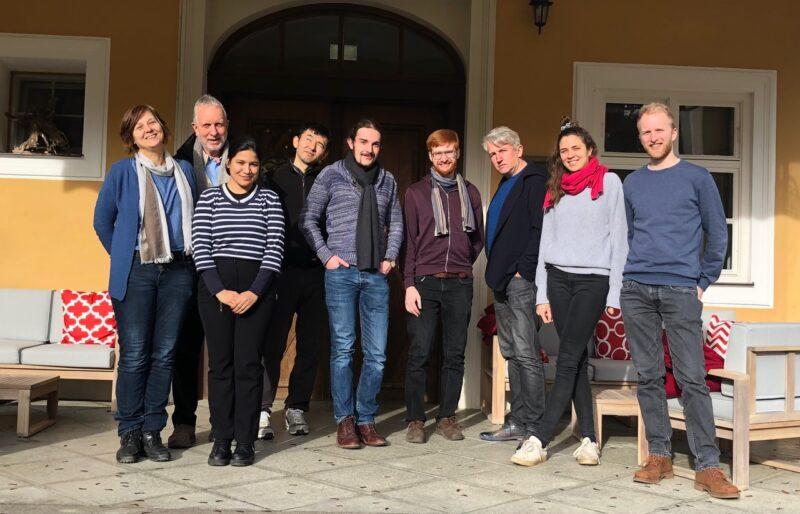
[484,163,548,295]
[93,157,197,301]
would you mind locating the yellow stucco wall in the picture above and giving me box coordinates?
[492,0,800,322]
[0,0,180,292]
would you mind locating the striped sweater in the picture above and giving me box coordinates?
[300,159,403,267]
[192,184,285,295]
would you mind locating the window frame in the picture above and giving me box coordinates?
[574,62,776,308]
[0,33,109,180]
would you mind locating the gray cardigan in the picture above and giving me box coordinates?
[535,172,628,308]
[300,159,403,267]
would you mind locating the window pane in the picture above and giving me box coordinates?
[710,172,734,219]
[225,25,280,67]
[403,29,456,76]
[18,81,52,114]
[679,106,735,156]
[342,17,399,74]
[55,82,85,116]
[604,103,644,153]
[610,168,635,183]
[285,16,339,71]
[725,224,733,270]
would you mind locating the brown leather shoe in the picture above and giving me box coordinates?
[336,417,362,449]
[167,424,196,449]
[695,467,740,499]
[633,455,674,484]
[435,416,464,441]
[357,422,388,446]
[406,420,426,444]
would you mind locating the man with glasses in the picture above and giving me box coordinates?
[402,129,484,443]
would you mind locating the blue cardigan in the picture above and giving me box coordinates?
[93,157,198,301]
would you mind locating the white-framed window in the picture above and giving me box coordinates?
[0,33,109,180]
[574,62,776,308]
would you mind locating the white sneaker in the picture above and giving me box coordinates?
[573,437,600,465]
[258,410,274,440]
[510,435,547,466]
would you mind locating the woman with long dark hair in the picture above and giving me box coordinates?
[94,105,197,464]
[192,136,285,466]
[511,118,628,467]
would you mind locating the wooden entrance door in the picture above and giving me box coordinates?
[227,97,446,402]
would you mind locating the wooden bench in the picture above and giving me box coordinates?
[0,375,59,437]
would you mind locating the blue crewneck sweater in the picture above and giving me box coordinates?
[622,160,727,290]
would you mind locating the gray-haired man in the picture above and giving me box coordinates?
[168,94,230,448]
[479,126,547,444]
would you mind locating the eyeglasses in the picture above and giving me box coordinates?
[431,150,457,160]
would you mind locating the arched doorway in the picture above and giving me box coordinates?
[208,3,466,403]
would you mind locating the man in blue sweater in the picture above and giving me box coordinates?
[301,119,403,449]
[622,103,738,499]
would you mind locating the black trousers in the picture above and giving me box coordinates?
[531,266,608,446]
[404,275,473,422]
[198,258,275,444]
[171,288,205,427]
[261,265,327,412]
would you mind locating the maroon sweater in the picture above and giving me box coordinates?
[402,175,485,287]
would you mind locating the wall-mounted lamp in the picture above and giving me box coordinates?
[530,0,553,35]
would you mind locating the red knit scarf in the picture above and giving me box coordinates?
[543,156,607,210]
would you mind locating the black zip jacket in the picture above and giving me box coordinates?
[262,160,324,268]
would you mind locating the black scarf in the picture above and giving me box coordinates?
[345,152,381,271]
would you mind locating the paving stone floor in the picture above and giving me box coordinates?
[0,399,799,512]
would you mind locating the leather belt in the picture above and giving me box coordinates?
[432,272,471,279]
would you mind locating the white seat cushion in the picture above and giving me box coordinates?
[0,289,53,342]
[589,358,637,382]
[48,292,63,343]
[668,392,800,421]
[505,356,595,382]
[20,343,114,369]
[0,339,46,364]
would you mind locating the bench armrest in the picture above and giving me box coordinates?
[708,368,750,382]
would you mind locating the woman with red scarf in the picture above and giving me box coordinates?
[511,119,628,468]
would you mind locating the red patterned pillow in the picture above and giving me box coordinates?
[594,309,630,360]
[705,314,733,359]
[61,290,117,347]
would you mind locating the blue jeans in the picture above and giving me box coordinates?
[325,267,389,424]
[111,257,194,436]
[620,279,720,471]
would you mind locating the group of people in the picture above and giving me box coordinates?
[93,94,739,499]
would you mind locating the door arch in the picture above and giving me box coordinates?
[208,3,467,402]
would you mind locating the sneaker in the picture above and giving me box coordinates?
[116,429,142,464]
[511,435,547,467]
[258,410,275,440]
[694,467,740,499]
[285,408,309,436]
[573,437,600,465]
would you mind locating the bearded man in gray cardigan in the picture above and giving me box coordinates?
[301,118,403,449]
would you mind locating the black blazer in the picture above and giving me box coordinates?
[484,163,548,295]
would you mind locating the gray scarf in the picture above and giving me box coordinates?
[345,152,381,271]
[430,168,476,237]
[135,152,194,264]
[192,137,229,191]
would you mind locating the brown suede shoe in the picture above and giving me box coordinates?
[633,455,674,484]
[336,417,362,449]
[435,416,464,441]
[167,424,196,449]
[695,467,740,499]
[357,422,388,446]
[406,420,426,444]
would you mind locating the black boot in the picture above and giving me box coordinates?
[116,429,142,464]
[231,442,255,466]
[208,439,232,466]
[142,431,171,462]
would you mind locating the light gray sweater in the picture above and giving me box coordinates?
[535,173,628,308]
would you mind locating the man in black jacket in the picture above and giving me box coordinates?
[480,126,547,445]
[259,122,330,439]
[168,94,230,449]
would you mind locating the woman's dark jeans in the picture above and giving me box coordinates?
[112,257,194,436]
[531,266,608,447]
